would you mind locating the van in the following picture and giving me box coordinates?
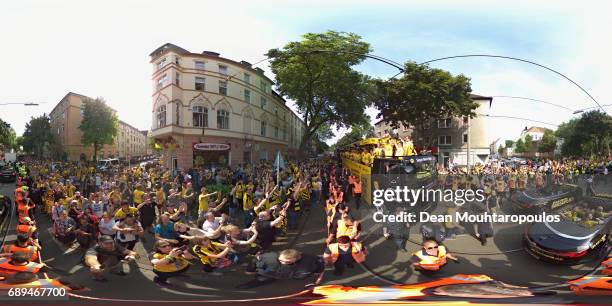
[97,158,120,170]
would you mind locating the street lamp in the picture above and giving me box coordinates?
[572,103,612,114]
[0,102,39,106]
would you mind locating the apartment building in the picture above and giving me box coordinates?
[148,43,305,170]
[49,92,148,161]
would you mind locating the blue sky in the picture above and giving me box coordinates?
[1,0,610,146]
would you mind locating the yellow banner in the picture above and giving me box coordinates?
[342,157,372,205]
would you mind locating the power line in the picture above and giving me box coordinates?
[419,54,608,115]
[490,96,573,111]
[478,113,558,127]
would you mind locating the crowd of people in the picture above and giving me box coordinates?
[340,135,417,166]
[1,156,372,287]
[0,152,609,288]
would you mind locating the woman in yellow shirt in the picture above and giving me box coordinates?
[192,237,233,273]
[151,240,193,286]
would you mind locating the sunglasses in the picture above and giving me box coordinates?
[426,246,439,250]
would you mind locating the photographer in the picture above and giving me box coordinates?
[192,236,236,275]
[151,240,194,286]
[85,235,137,282]
[113,214,144,250]
[240,249,323,289]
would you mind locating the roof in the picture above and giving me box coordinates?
[149,43,276,85]
[526,126,547,133]
[50,91,91,115]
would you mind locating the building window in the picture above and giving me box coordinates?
[260,121,266,136]
[218,65,228,75]
[219,80,227,95]
[157,105,166,128]
[260,97,267,109]
[156,74,167,90]
[244,89,251,103]
[195,77,206,91]
[260,80,266,92]
[192,106,208,127]
[463,116,469,125]
[175,73,180,86]
[274,126,279,138]
[439,135,452,145]
[195,61,205,70]
[244,73,250,83]
[156,57,167,70]
[217,109,230,129]
[243,114,252,134]
[274,107,278,117]
[437,118,452,128]
[463,133,468,143]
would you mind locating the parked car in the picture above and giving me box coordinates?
[524,199,611,264]
[97,158,120,171]
[0,166,17,183]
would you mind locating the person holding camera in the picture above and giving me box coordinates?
[150,240,194,286]
[192,236,236,276]
[85,235,137,282]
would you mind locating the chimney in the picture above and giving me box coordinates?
[202,51,220,57]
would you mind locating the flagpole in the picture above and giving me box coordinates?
[276,151,280,185]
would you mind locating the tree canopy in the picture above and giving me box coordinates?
[330,121,375,151]
[266,31,372,155]
[22,114,54,158]
[538,129,556,153]
[79,97,118,162]
[555,111,611,157]
[370,61,477,129]
[0,119,16,152]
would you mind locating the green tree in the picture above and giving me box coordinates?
[524,134,533,153]
[515,138,525,153]
[497,145,504,155]
[571,111,612,157]
[266,31,372,156]
[22,114,54,158]
[0,118,15,151]
[370,61,477,129]
[504,140,514,148]
[331,122,375,150]
[555,111,612,157]
[538,129,556,153]
[555,118,580,156]
[79,97,118,162]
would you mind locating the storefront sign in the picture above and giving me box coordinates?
[193,143,231,151]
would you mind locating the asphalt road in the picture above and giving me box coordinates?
[1,180,610,304]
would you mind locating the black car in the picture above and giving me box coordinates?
[509,188,580,214]
[0,167,17,183]
[524,216,610,264]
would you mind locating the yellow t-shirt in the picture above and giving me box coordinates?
[152,252,189,272]
[156,189,165,203]
[133,189,145,204]
[235,184,244,198]
[66,185,75,198]
[114,207,138,219]
[198,194,209,212]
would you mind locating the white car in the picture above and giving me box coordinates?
[98,158,120,170]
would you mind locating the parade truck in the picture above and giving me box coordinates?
[339,137,437,209]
